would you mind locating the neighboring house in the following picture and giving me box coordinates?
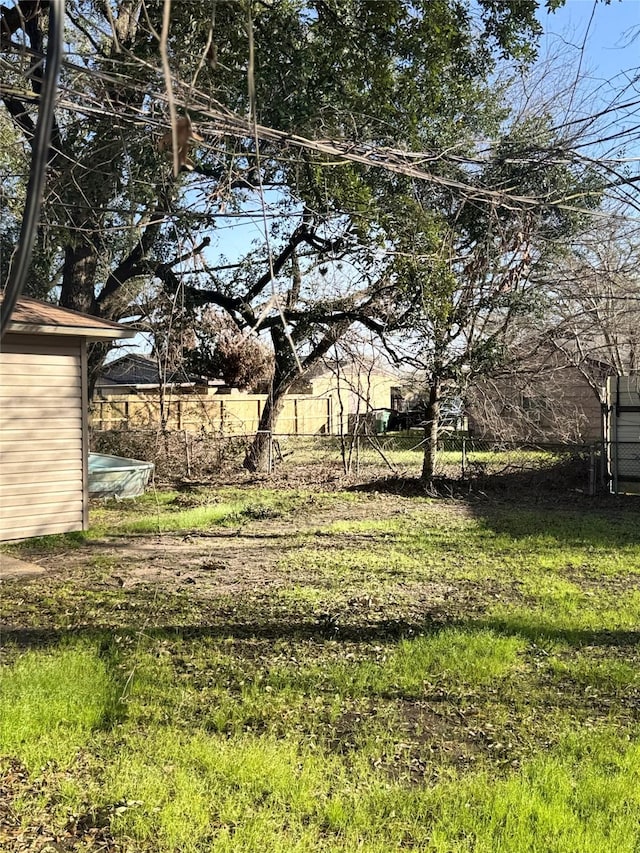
[0,298,134,541]
[95,353,218,396]
[290,361,401,434]
[92,356,400,436]
[467,349,613,444]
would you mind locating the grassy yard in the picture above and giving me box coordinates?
[243,435,579,481]
[1,485,639,852]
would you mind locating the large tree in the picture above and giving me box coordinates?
[1,0,559,468]
[175,220,398,469]
[1,0,543,303]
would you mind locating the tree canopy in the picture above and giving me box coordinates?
[2,0,636,471]
[1,0,550,322]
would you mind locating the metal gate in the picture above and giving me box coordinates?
[605,376,640,495]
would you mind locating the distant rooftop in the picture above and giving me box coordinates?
[97,352,205,387]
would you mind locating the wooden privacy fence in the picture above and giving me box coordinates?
[91,393,334,435]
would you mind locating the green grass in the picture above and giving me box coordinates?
[1,529,91,553]
[117,498,252,532]
[16,720,639,852]
[91,486,349,534]
[1,487,640,851]
[0,487,350,548]
[277,435,566,477]
[0,645,119,769]
[264,628,526,698]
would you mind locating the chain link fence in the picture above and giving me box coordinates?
[606,441,640,495]
[91,428,608,493]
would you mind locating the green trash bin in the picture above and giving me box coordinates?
[374,409,392,434]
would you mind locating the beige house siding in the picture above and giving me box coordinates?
[467,356,607,445]
[0,334,86,540]
[306,369,396,434]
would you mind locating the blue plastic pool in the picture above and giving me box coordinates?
[88,453,154,499]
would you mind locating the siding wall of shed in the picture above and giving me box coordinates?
[0,334,86,540]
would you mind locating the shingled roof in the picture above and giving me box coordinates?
[97,353,203,387]
[1,296,135,340]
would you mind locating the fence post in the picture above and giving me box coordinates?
[461,437,467,479]
[184,429,191,478]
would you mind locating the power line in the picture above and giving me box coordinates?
[1,0,64,337]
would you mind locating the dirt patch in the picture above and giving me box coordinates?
[0,494,480,646]
[15,494,452,591]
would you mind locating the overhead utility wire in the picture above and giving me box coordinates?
[0,41,595,209]
[0,0,64,339]
[4,39,639,209]
[2,16,638,228]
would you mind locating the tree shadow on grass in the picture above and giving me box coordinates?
[348,474,640,551]
[476,616,640,649]
[469,497,640,551]
[347,451,594,497]
[2,616,639,655]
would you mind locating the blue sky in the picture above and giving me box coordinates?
[539,0,639,85]
[534,0,639,176]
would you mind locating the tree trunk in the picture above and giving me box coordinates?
[243,319,349,472]
[421,378,441,486]
[243,384,289,472]
[60,243,99,315]
[59,243,106,400]
[86,341,111,399]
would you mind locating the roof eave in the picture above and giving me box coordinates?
[7,322,136,341]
